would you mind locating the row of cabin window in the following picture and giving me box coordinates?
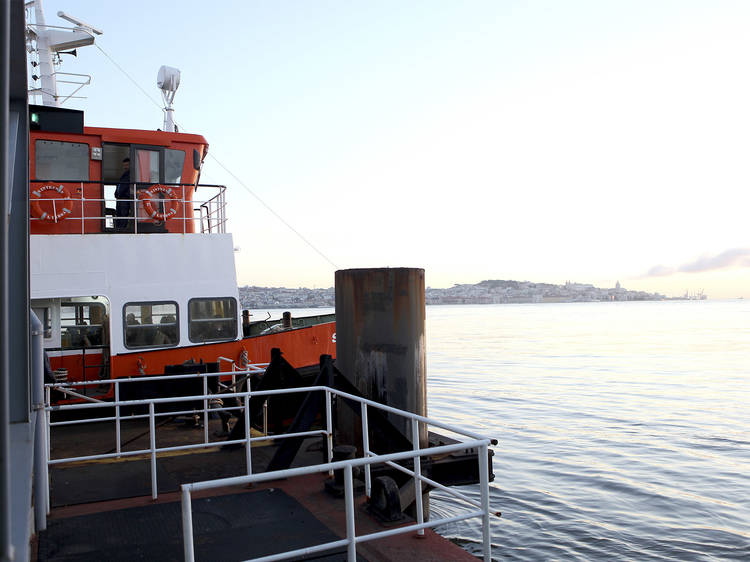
[34,140,186,185]
[124,298,237,349]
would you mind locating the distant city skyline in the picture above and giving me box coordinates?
[38,1,750,299]
[239,277,714,307]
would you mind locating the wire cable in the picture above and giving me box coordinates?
[94,43,339,270]
[95,44,163,112]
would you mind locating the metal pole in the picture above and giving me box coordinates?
[114,381,121,457]
[30,311,47,531]
[181,487,195,562]
[479,444,491,561]
[344,465,356,561]
[262,399,268,436]
[44,386,50,514]
[325,390,333,477]
[149,401,157,500]
[411,419,424,536]
[0,0,12,555]
[361,402,371,497]
[202,374,208,444]
[244,392,252,476]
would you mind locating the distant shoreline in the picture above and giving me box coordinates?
[239,279,701,309]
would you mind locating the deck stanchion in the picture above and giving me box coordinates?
[149,401,157,500]
[344,464,357,561]
[244,391,252,476]
[361,402,371,497]
[181,486,195,562]
[479,444,491,561]
[45,386,51,459]
[325,390,334,476]
[262,399,268,435]
[412,418,425,536]
[202,374,209,444]
[45,386,51,513]
[114,381,121,457]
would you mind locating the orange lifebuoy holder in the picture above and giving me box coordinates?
[30,184,73,222]
[140,184,181,221]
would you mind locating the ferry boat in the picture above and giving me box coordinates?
[1,5,496,560]
[25,3,336,401]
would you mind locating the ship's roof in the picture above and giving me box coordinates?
[83,126,208,147]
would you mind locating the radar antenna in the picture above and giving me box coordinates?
[157,66,181,132]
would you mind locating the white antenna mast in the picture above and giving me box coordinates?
[157,66,181,132]
[26,0,102,107]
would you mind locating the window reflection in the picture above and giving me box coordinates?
[189,298,237,342]
[124,302,179,348]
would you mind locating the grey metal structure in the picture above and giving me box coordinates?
[1,0,31,559]
[334,268,427,448]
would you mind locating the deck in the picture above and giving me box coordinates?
[35,417,479,561]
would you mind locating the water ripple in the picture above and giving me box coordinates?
[426,301,750,560]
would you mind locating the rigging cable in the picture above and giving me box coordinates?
[94,43,338,270]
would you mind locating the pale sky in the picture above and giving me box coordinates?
[36,1,750,298]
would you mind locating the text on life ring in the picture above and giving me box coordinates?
[30,184,73,222]
[140,184,181,221]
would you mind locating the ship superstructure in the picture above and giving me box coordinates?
[25,4,335,399]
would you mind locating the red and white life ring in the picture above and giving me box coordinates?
[30,184,73,222]
[139,184,181,221]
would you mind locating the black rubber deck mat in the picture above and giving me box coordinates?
[38,488,360,561]
[50,446,276,507]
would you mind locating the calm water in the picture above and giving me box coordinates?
[425,300,750,561]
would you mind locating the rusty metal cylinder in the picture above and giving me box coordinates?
[335,268,427,449]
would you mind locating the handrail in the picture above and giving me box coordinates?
[43,374,495,561]
[28,180,227,234]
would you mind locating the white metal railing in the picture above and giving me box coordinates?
[44,374,494,562]
[44,366,268,464]
[29,181,227,234]
[179,388,494,562]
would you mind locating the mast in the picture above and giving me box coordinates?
[26,0,102,107]
[158,65,181,132]
[32,1,56,106]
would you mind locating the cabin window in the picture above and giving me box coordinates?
[35,140,89,181]
[60,301,106,349]
[165,149,185,184]
[123,302,179,349]
[188,298,237,343]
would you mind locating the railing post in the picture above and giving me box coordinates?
[344,464,357,561]
[149,401,157,500]
[115,381,121,457]
[202,374,209,444]
[411,418,424,536]
[181,486,195,562]
[45,386,51,460]
[80,182,84,234]
[325,390,333,476]
[361,402,371,497]
[479,443,491,561]
[262,399,268,436]
[244,391,252,476]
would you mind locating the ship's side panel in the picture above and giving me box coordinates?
[110,321,336,377]
[31,233,241,357]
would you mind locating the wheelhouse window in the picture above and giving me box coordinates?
[61,301,106,349]
[189,298,237,343]
[35,140,89,181]
[165,149,185,184]
[124,302,179,349]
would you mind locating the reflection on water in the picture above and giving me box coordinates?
[425,301,750,561]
